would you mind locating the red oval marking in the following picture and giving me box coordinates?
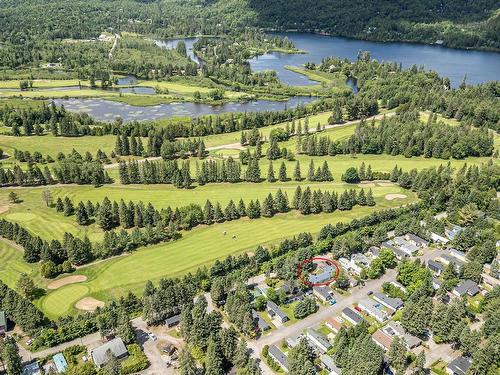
[296,257,341,287]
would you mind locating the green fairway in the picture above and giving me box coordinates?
[36,186,414,318]
[0,240,37,289]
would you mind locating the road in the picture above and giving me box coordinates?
[252,247,444,352]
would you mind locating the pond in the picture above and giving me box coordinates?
[155,38,203,65]
[52,96,316,122]
[248,32,500,87]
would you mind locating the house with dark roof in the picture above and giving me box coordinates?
[320,355,341,375]
[342,307,364,325]
[405,233,429,247]
[428,259,444,275]
[447,356,471,375]
[252,310,270,332]
[267,301,288,323]
[452,280,479,297]
[165,314,181,328]
[22,362,41,375]
[0,311,6,336]
[381,242,409,260]
[313,286,334,303]
[306,328,332,353]
[440,254,465,271]
[91,337,129,368]
[268,345,289,372]
[372,293,403,311]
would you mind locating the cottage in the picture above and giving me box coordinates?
[252,310,270,332]
[306,328,332,353]
[372,329,393,351]
[445,225,464,240]
[268,345,289,372]
[165,314,181,328]
[313,286,334,303]
[428,259,444,275]
[372,293,403,311]
[320,354,341,374]
[339,257,362,275]
[482,273,499,288]
[382,242,408,260]
[267,301,288,323]
[431,232,449,244]
[447,356,472,375]
[453,280,479,297]
[367,246,380,257]
[0,311,6,335]
[449,249,467,262]
[393,237,419,256]
[440,254,465,270]
[358,298,387,323]
[405,233,429,247]
[342,307,364,325]
[91,337,129,368]
[382,322,421,349]
[325,317,342,333]
[309,265,335,285]
[53,353,68,373]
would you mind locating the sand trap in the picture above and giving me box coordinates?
[385,194,407,201]
[75,297,105,312]
[377,182,395,187]
[246,251,255,257]
[47,275,87,290]
[359,182,376,187]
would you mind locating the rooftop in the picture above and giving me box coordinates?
[91,337,128,368]
[342,307,363,324]
[268,345,288,369]
[267,301,288,320]
[0,311,6,328]
[453,280,479,296]
[373,292,403,310]
[53,353,68,373]
[448,356,471,375]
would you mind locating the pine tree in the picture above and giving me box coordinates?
[288,338,315,375]
[214,203,224,223]
[307,160,315,181]
[63,196,74,216]
[75,201,89,225]
[267,161,276,182]
[55,197,64,212]
[299,187,312,215]
[205,339,225,375]
[322,161,333,181]
[292,186,302,209]
[261,194,275,217]
[98,197,115,231]
[357,189,367,206]
[293,161,302,181]
[0,336,22,375]
[359,162,366,180]
[238,199,246,217]
[275,189,289,213]
[388,336,408,374]
[179,348,197,375]
[203,200,214,224]
[366,188,375,206]
[279,162,287,181]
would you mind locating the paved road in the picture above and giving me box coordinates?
[253,247,444,352]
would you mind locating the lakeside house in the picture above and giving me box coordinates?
[358,298,387,323]
[268,345,289,372]
[447,356,472,375]
[452,280,479,297]
[372,292,403,312]
[306,328,332,353]
[267,301,288,323]
[91,337,129,368]
[313,286,334,303]
[341,307,364,325]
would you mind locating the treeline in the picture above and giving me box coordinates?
[0,158,111,187]
[53,186,375,235]
[14,148,112,165]
[299,110,494,159]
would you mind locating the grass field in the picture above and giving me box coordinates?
[0,240,38,289]
[35,185,414,318]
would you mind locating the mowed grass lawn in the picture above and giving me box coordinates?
[36,186,415,318]
[0,240,38,289]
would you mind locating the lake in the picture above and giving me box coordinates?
[248,32,500,87]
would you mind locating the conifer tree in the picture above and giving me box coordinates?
[279,162,287,181]
[55,197,64,212]
[63,196,74,216]
[366,188,375,206]
[299,187,312,215]
[98,197,115,231]
[238,199,246,217]
[292,186,302,209]
[307,160,315,181]
[357,189,367,206]
[293,161,302,181]
[75,201,89,225]
[267,161,276,182]
[214,203,224,223]
[275,189,289,213]
[203,200,214,224]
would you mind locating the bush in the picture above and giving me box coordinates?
[121,344,149,375]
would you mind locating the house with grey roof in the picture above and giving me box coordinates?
[0,311,6,335]
[309,265,335,285]
[352,253,371,267]
[452,280,479,297]
[268,345,289,372]
[313,286,334,303]
[449,248,467,262]
[428,259,444,275]
[367,246,380,257]
[252,310,270,332]
[431,232,449,244]
[267,301,288,323]
[432,277,443,290]
[320,355,341,375]
[445,225,464,240]
[22,362,41,375]
[440,254,465,270]
[91,337,129,368]
[405,233,429,247]
[447,356,471,375]
[306,328,331,353]
[381,242,409,260]
[372,293,403,311]
[358,298,388,322]
[286,333,303,348]
[382,321,421,349]
[165,314,180,328]
[342,307,364,325]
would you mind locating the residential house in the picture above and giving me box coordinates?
[165,314,181,328]
[53,353,68,373]
[352,253,371,268]
[431,232,449,244]
[372,292,403,312]
[268,345,289,372]
[309,265,335,285]
[325,317,342,333]
[445,225,464,241]
[447,356,472,375]
[91,337,129,368]
[22,363,41,375]
[394,236,419,256]
[440,254,465,270]
[432,277,443,291]
[482,273,499,288]
[358,298,387,323]
[285,333,302,349]
[427,259,444,275]
[306,328,332,353]
[252,310,270,332]
[382,321,421,349]
[381,242,408,260]
[449,249,467,262]
[313,286,334,303]
[0,311,6,336]
[342,307,364,325]
[367,246,380,257]
[320,355,341,375]
[339,257,362,275]
[405,233,429,247]
[452,280,479,297]
[267,301,288,323]
[372,329,393,351]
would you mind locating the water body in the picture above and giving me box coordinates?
[52,96,315,122]
[155,38,203,65]
[248,32,500,87]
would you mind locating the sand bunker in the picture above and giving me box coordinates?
[359,182,376,187]
[75,297,105,312]
[385,194,408,201]
[377,182,395,187]
[47,275,87,290]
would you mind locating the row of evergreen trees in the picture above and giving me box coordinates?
[14,148,112,166]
